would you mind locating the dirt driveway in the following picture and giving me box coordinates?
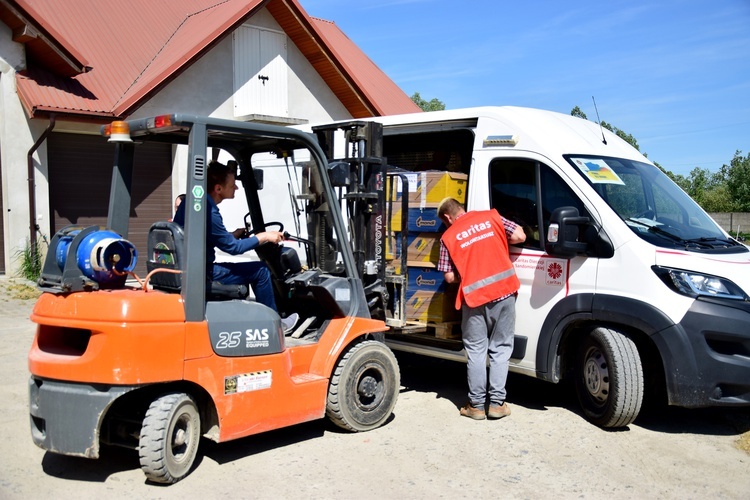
[1,279,748,499]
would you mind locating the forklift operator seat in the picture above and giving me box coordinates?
[147,221,248,300]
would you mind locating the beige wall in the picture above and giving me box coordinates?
[708,213,750,236]
[0,22,54,276]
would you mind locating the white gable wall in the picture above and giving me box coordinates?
[133,8,352,245]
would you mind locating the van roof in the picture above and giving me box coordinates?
[308,106,650,164]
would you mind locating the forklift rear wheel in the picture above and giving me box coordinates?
[139,393,201,484]
[326,340,400,432]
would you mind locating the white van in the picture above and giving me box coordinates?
[267,106,750,427]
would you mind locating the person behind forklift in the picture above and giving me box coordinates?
[171,193,185,219]
[174,159,298,332]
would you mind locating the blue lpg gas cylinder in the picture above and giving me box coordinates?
[55,229,81,271]
[76,230,138,287]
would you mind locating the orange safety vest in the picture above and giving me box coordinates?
[441,209,520,309]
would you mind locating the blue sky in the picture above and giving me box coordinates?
[303,0,750,177]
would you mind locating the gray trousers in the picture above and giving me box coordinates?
[461,294,516,407]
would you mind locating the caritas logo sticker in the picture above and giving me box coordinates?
[545,260,566,286]
[512,255,567,288]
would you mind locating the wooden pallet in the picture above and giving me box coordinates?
[403,320,461,340]
[433,321,461,339]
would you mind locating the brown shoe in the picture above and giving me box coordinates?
[460,404,486,420]
[488,402,511,420]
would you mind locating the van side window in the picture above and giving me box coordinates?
[490,158,588,250]
[490,159,539,248]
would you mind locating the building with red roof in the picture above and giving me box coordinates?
[0,0,420,275]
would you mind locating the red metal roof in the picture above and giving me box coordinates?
[0,0,89,76]
[12,0,419,120]
[309,16,420,116]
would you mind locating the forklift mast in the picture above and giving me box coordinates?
[312,121,406,325]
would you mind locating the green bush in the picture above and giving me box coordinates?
[14,238,44,282]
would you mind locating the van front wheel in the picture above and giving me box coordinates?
[575,327,643,428]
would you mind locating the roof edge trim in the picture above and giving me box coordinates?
[3,0,91,74]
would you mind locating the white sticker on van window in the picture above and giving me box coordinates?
[571,158,625,185]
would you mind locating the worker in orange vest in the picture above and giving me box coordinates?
[437,197,526,420]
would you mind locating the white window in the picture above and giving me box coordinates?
[233,26,288,117]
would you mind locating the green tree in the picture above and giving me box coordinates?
[569,106,744,213]
[571,106,587,120]
[600,121,640,152]
[569,107,639,151]
[411,92,445,112]
[724,150,750,211]
[686,167,712,205]
[701,184,733,212]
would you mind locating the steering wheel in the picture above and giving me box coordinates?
[244,213,284,236]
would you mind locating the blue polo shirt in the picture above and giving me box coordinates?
[173,196,260,277]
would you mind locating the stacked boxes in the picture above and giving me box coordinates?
[387,171,468,206]
[404,266,460,323]
[386,170,467,324]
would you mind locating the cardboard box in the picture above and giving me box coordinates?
[388,205,446,233]
[433,322,462,339]
[407,265,447,293]
[407,232,441,263]
[389,232,442,263]
[404,288,460,323]
[387,171,468,206]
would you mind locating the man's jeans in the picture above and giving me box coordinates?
[213,261,277,311]
[461,295,516,407]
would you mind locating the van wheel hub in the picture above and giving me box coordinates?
[583,347,609,405]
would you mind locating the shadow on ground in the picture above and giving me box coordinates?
[37,349,750,483]
[395,351,750,439]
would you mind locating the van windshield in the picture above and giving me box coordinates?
[565,156,747,253]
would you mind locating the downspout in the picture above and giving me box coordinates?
[27,113,56,261]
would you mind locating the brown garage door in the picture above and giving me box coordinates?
[48,132,172,277]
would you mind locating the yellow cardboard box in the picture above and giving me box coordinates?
[406,232,441,263]
[387,204,444,233]
[387,171,468,206]
[405,289,460,323]
[388,232,442,263]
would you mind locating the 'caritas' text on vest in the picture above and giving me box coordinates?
[455,220,495,249]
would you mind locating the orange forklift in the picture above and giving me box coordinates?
[28,114,400,483]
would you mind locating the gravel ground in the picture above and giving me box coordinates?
[1,276,749,499]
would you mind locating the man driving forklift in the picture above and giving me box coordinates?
[174,159,298,331]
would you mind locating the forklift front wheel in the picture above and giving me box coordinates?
[139,393,201,484]
[326,340,400,432]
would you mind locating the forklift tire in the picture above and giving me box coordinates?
[326,340,400,432]
[139,393,201,484]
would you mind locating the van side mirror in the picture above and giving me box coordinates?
[546,206,589,257]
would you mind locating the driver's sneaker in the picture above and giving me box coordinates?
[281,313,299,334]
